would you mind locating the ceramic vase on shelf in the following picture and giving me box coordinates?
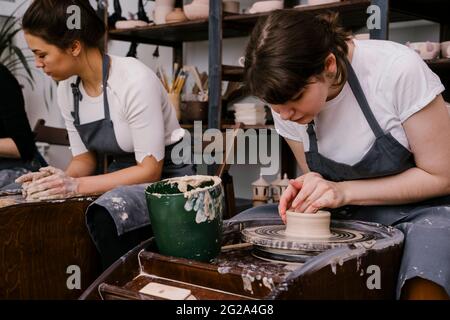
[252,174,270,207]
[152,0,176,24]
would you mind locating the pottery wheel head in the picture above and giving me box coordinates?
[242,224,375,252]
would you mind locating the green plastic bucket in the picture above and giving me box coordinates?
[145,175,224,262]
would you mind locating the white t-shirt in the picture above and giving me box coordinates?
[272,39,445,165]
[57,55,185,163]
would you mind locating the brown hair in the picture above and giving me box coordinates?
[244,10,351,105]
[22,0,106,52]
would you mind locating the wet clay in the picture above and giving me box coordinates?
[285,211,332,238]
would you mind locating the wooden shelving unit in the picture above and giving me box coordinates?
[109,0,372,45]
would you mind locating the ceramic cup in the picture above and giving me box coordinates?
[153,4,174,24]
[248,0,283,14]
[223,0,240,13]
[406,41,440,60]
[238,56,245,67]
[441,41,450,58]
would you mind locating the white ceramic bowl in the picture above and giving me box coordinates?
[248,0,283,14]
[406,41,440,60]
[441,41,450,58]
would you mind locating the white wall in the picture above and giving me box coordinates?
[1,1,441,199]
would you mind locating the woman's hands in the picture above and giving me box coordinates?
[278,172,347,223]
[16,166,79,200]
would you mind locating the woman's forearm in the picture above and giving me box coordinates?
[75,164,161,195]
[340,167,450,206]
[0,138,20,159]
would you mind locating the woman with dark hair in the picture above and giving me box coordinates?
[0,63,44,189]
[16,0,194,267]
[241,11,450,299]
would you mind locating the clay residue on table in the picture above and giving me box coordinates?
[214,248,300,296]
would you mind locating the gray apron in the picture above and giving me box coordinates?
[70,55,194,238]
[232,59,450,298]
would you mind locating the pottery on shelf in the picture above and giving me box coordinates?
[285,210,332,238]
[166,8,188,23]
[406,41,440,60]
[441,41,450,58]
[115,20,149,29]
[183,0,209,20]
[233,102,267,125]
[180,100,208,123]
[223,0,240,14]
[248,0,283,14]
[252,174,270,202]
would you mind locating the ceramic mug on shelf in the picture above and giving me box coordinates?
[223,0,240,13]
[151,0,175,24]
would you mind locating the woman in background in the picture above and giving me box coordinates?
[0,63,44,189]
[17,0,194,267]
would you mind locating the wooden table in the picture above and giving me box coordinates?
[0,194,102,299]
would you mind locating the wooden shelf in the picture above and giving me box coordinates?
[390,0,449,24]
[426,58,450,72]
[109,0,371,46]
[222,65,244,82]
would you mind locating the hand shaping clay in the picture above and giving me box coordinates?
[285,210,332,239]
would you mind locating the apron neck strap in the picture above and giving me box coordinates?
[344,58,384,138]
[71,77,83,125]
[71,54,112,125]
[102,54,111,120]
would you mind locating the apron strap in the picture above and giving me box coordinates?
[307,121,318,153]
[71,77,82,125]
[344,59,384,138]
[102,54,111,120]
[71,55,111,124]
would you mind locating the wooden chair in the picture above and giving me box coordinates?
[33,119,70,146]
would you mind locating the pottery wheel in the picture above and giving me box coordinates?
[242,221,378,263]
